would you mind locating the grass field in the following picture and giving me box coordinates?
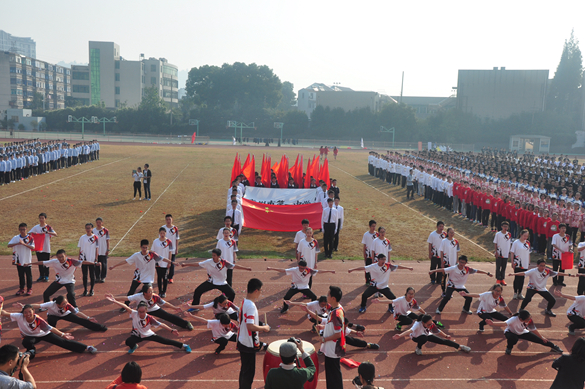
[0,143,496,261]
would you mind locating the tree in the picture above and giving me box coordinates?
[30,92,44,110]
[65,96,82,108]
[39,121,47,131]
[547,30,583,115]
[30,120,38,132]
[7,119,15,130]
[277,81,296,111]
[18,123,25,131]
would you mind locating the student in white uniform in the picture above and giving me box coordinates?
[510,229,532,300]
[163,214,180,284]
[551,223,572,286]
[459,284,512,331]
[77,223,99,297]
[427,221,447,285]
[29,213,57,282]
[8,223,35,296]
[188,312,239,354]
[438,228,460,293]
[554,289,585,335]
[127,284,193,331]
[189,293,240,321]
[226,200,243,238]
[361,220,378,284]
[284,295,330,333]
[493,221,512,285]
[93,217,110,283]
[215,228,239,286]
[151,227,173,297]
[296,228,319,272]
[333,197,344,251]
[293,219,310,254]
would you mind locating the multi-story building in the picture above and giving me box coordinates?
[70,41,178,109]
[0,51,70,112]
[0,30,36,58]
[390,96,456,119]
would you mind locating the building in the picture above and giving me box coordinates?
[70,41,179,109]
[5,108,45,131]
[297,83,396,118]
[0,30,36,58]
[509,134,550,153]
[456,68,549,120]
[390,96,455,119]
[0,51,70,112]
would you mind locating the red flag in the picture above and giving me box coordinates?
[278,155,288,188]
[30,233,45,252]
[191,132,196,144]
[241,198,323,231]
[296,155,303,187]
[304,158,312,188]
[289,155,298,186]
[262,155,271,187]
[230,153,241,185]
[311,157,320,184]
[319,158,330,189]
[242,155,255,187]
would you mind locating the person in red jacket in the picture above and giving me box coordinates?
[482,188,493,228]
[546,212,561,260]
[475,188,484,225]
[509,201,521,239]
[452,179,461,215]
[491,192,503,232]
[538,209,551,255]
[106,361,147,389]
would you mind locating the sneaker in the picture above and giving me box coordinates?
[82,290,88,297]
[160,293,166,298]
[128,345,138,354]
[186,322,194,331]
[359,307,366,314]
[479,323,485,332]
[96,279,105,283]
[15,289,24,296]
[434,320,444,328]
[544,310,556,317]
[26,289,32,296]
[168,279,174,284]
[262,343,268,352]
[513,293,518,299]
[394,324,402,331]
[517,294,525,300]
[280,306,288,314]
[435,308,442,314]
[183,344,192,353]
[367,343,380,350]
[214,347,223,355]
[88,290,94,297]
[430,280,436,285]
[462,309,473,315]
[505,348,512,355]
[38,307,47,312]
[133,197,136,200]
[415,347,423,355]
[560,283,567,287]
[460,345,471,353]
[187,308,199,313]
[352,324,366,332]
[551,345,563,353]
[501,280,507,286]
[36,277,44,282]
[86,346,98,354]
[388,306,394,314]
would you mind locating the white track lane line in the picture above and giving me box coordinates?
[110,164,189,254]
[0,156,134,202]
[332,165,493,257]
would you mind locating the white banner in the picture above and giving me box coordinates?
[244,187,319,205]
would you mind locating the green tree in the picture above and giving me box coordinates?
[547,29,583,115]
[39,121,47,131]
[277,81,296,111]
[65,96,82,108]
[17,123,25,131]
[30,120,38,131]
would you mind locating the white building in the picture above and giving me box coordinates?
[0,30,36,58]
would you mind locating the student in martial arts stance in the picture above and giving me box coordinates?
[188,313,239,355]
[189,293,240,321]
[459,284,512,331]
[554,289,585,335]
[127,284,193,331]
[373,287,443,331]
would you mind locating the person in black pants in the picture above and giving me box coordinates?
[142,164,152,200]
[459,284,512,331]
[321,199,338,259]
[550,337,585,389]
[188,313,238,354]
[128,284,194,331]
[132,167,142,200]
[554,289,585,335]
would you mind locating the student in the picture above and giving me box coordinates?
[361,220,378,284]
[237,278,271,389]
[349,254,413,314]
[188,313,239,355]
[371,227,392,264]
[459,284,512,331]
[151,227,173,297]
[217,216,238,242]
[285,296,331,333]
[132,167,142,200]
[427,221,447,285]
[438,228,460,293]
[215,228,238,286]
[554,289,585,335]
[15,296,107,332]
[493,221,512,285]
[190,294,240,321]
[8,223,35,296]
[513,259,572,317]
[333,197,344,251]
[510,229,531,300]
[551,223,571,286]
[128,284,193,331]
[106,362,147,389]
[142,164,152,200]
[485,309,562,355]
[267,260,335,314]
[296,227,319,271]
[29,213,57,283]
[0,304,97,359]
[550,337,585,389]
[78,223,99,297]
[319,285,345,389]
[105,296,191,354]
[183,248,251,307]
[373,287,436,332]
[321,199,338,258]
[392,314,471,356]
[162,214,180,284]
[226,200,242,237]
[294,219,310,255]
[431,255,493,315]
[92,217,110,283]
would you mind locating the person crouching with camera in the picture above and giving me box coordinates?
[353,362,382,389]
[265,338,315,389]
[0,345,36,389]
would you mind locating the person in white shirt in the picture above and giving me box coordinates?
[296,228,319,272]
[577,240,585,295]
[427,221,446,285]
[318,285,345,388]
[284,296,330,333]
[438,228,460,293]
[267,260,335,314]
[188,312,239,354]
[93,217,110,283]
[513,259,572,317]
[493,221,512,285]
[485,309,562,355]
[349,254,413,314]
[163,214,180,284]
[132,167,143,200]
[361,220,378,285]
[237,278,270,389]
[29,212,57,283]
[189,293,240,321]
[151,227,173,297]
[182,248,251,307]
[321,199,338,258]
[554,289,585,335]
[216,217,238,242]
[226,200,243,238]
[105,295,191,354]
[392,314,471,356]
[333,197,344,252]
[371,227,392,263]
[459,284,512,332]
[77,223,99,297]
[510,229,531,300]
[127,284,193,331]
[431,255,493,314]
[374,287,438,332]
[293,219,310,254]
[215,228,239,286]
[551,223,571,286]
[8,223,36,296]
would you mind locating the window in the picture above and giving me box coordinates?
[150,64,156,72]
[73,85,89,93]
[10,67,21,74]
[115,73,120,81]
[66,69,70,75]
[48,83,53,90]
[115,86,120,95]
[151,77,156,85]
[72,71,89,80]
[11,89,23,95]
[163,65,178,77]
[142,75,145,84]
[10,78,23,85]
[25,59,31,65]
[115,60,120,69]
[11,116,19,122]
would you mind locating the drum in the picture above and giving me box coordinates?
[263,339,319,389]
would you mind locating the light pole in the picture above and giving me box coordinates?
[274,122,284,147]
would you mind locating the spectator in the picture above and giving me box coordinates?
[143,164,152,201]
[0,344,36,389]
[132,167,142,200]
[106,361,147,389]
[353,361,380,389]
[550,337,585,389]
[265,339,315,389]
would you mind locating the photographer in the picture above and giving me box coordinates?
[0,345,36,389]
[265,338,315,389]
[353,362,382,389]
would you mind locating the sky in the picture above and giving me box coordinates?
[2,0,585,97]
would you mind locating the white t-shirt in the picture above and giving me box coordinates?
[216,238,238,264]
[92,227,110,256]
[238,298,260,349]
[579,242,585,268]
[322,306,344,358]
[551,233,571,260]
[207,319,238,340]
[410,320,440,339]
[10,313,52,337]
[493,231,512,259]
[29,224,56,254]
[77,234,98,263]
[511,240,531,269]
[306,300,329,319]
[217,226,238,241]
[199,259,235,286]
[41,301,78,317]
[162,225,180,254]
[525,267,557,292]
[444,265,478,289]
[361,231,378,259]
[365,263,398,289]
[427,230,447,258]
[203,301,239,316]
[439,238,460,267]
[567,295,585,317]
[285,267,318,290]
[128,293,166,312]
[130,310,161,338]
[43,258,82,284]
[504,316,536,335]
[294,230,306,245]
[477,292,506,314]
[9,234,35,266]
[151,238,173,268]
[125,251,163,284]
[372,237,392,259]
[392,296,420,319]
[297,238,319,268]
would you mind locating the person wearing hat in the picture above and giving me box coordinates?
[264,338,315,389]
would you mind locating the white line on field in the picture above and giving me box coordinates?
[35,378,554,383]
[0,156,134,202]
[110,164,189,254]
[332,165,493,257]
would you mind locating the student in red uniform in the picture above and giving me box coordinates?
[538,210,551,255]
[482,189,493,228]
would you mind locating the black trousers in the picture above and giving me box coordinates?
[438,287,471,312]
[478,311,508,326]
[214,334,237,352]
[324,356,343,389]
[333,220,341,250]
[505,331,556,350]
[156,266,168,294]
[23,333,87,359]
[364,257,373,283]
[150,308,191,329]
[133,181,142,198]
[125,334,182,349]
[17,266,33,290]
[192,281,235,306]
[282,288,317,310]
[569,315,585,331]
[125,280,143,305]
[578,268,585,295]
[81,264,96,291]
[323,223,335,256]
[47,313,107,332]
[520,289,556,311]
[346,335,368,348]
[397,312,421,326]
[43,282,77,307]
[495,256,508,281]
[238,347,257,389]
[227,268,233,287]
[360,286,395,309]
[430,257,442,283]
[514,267,526,294]
[552,260,565,284]
[482,209,490,226]
[168,254,176,280]
[412,334,459,350]
[36,252,50,278]
[406,185,414,199]
[96,255,108,280]
[143,182,151,199]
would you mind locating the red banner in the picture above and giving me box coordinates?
[241,198,323,232]
[242,155,255,187]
